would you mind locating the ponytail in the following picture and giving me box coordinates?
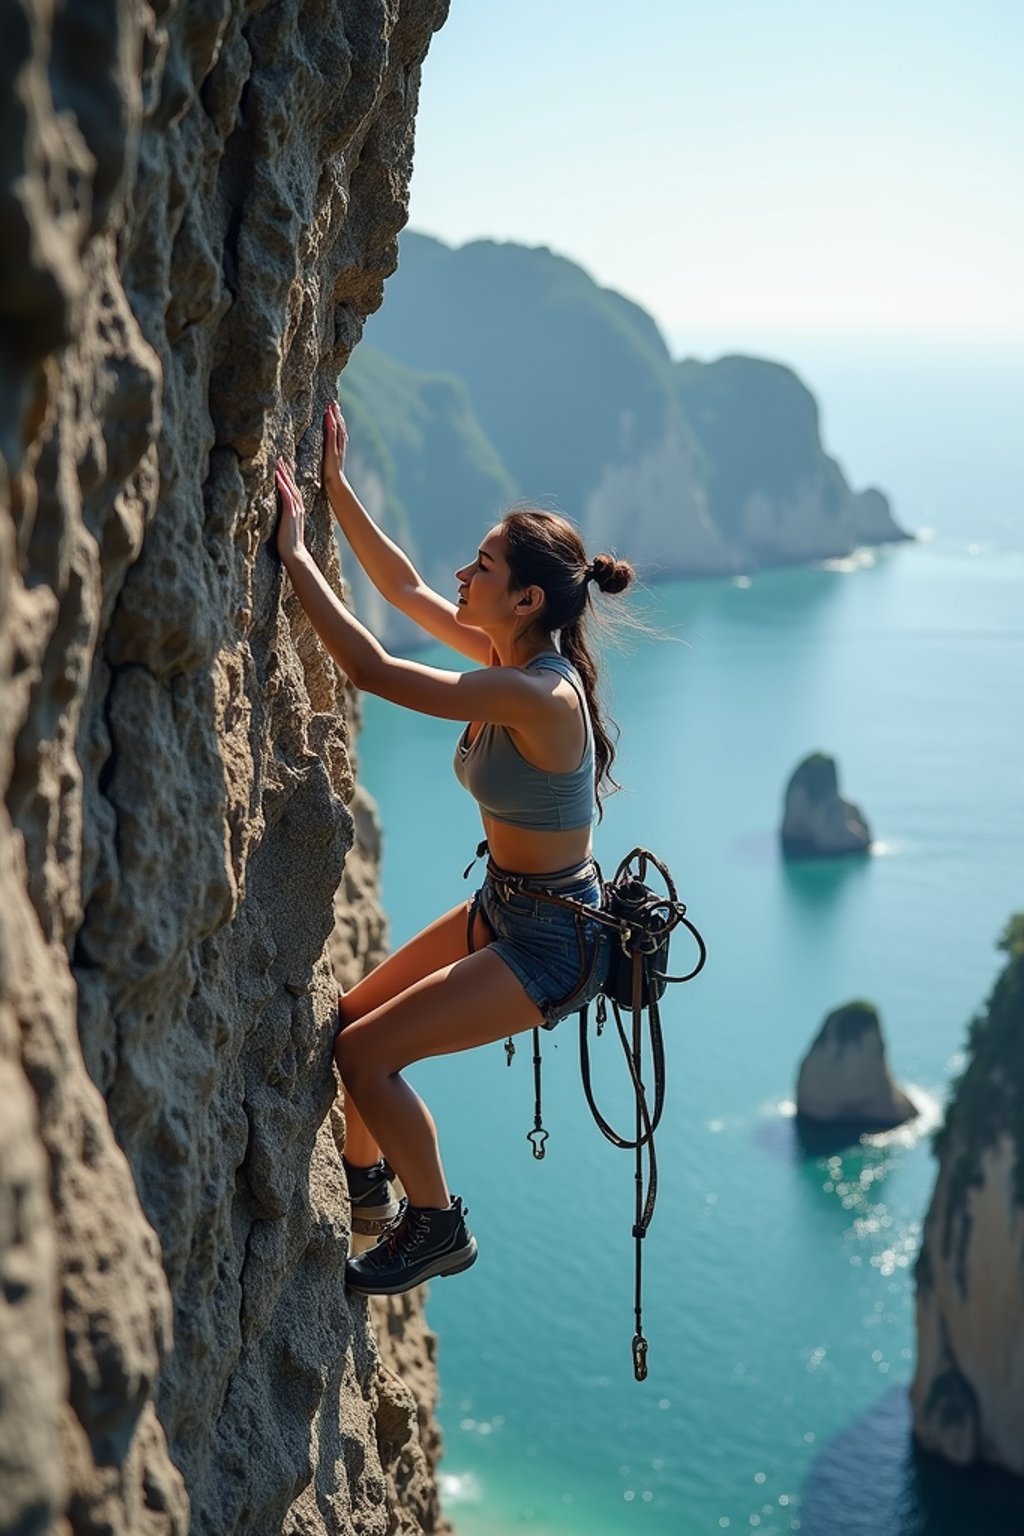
[500,510,636,815]
[559,616,620,814]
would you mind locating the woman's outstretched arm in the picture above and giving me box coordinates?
[323,402,493,665]
[276,459,555,727]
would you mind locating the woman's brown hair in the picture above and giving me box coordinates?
[500,509,635,813]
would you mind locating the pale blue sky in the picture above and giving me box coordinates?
[407,0,1023,354]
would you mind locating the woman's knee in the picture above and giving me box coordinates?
[337,986,381,1050]
[337,986,369,1033]
[335,1026,360,1087]
[335,1024,387,1095]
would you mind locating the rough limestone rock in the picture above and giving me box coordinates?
[0,0,451,1533]
[912,916,1024,1476]
[796,1001,917,1130]
[781,752,872,858]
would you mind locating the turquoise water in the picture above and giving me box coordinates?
[358,531,1024,1535]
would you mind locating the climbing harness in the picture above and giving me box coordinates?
[465,842,706,1381]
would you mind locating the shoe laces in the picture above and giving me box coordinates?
[379,1205,439,1259]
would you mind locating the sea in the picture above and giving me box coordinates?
[357,332,1024,1536]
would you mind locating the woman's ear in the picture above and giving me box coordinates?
[514,584,545,615]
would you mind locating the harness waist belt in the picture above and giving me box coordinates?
[486,857,598,894]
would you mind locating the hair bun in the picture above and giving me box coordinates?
[589,552,634,596]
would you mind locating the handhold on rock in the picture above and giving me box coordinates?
[781,751,871,858]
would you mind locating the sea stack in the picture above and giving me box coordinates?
[781,752,872,857]
[796,1001,917,1130]
[911,916,1024,1475]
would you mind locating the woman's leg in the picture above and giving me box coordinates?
[339,899,492,1166]
[336,945,543,1209]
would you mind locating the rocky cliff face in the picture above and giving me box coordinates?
[912,916,1024,1476]
[675,356,908,568]
[0,1,449,1533]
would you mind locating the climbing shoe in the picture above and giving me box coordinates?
[345,1196,478,1296]
[344,1158,402,1236]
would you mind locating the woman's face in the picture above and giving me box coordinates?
[454,527,517,627]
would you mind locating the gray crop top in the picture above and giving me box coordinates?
[453,653,595,832]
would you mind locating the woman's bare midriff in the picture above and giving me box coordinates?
[480,816,593,876]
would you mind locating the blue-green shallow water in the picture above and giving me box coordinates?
[358,537,1024,1536]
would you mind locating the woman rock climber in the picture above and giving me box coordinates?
[275,401,635,1296]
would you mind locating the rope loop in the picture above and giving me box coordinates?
[496,846,707,1383]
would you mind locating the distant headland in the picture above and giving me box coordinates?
[342,231,911,639]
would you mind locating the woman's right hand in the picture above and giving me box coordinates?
[275,458,307,568]
[323,400,349,492]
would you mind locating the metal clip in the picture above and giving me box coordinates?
[504,1036,516,1066]
[462,839,489,880]
[632,1333,649,1382]
[527,1127,548,1160]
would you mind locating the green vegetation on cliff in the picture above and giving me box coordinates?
[342,344,517,575]
[347,231,904,608]
[821,1000,881,1048]
[928,915,1024,1291]
[674,355,847,546]
[363,232,679,513]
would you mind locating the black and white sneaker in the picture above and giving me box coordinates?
[344,1158,402,1236]
[345,1196,478,1295]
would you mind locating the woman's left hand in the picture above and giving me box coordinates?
[276,458,307,566]
[323,400,349,493]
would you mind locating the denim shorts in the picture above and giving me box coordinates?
[476,858,611,1028]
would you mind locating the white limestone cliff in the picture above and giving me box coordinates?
[912,918,1024,1476]
[913,1136,1024,1474]
[583,426,740,577]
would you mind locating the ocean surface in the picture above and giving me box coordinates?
[357,337,1024,1536]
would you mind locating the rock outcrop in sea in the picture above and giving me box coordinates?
[781,752,872,858]
[912,915,1024,1476]
[0,1,450,1533]
[796,1001,917,1131]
